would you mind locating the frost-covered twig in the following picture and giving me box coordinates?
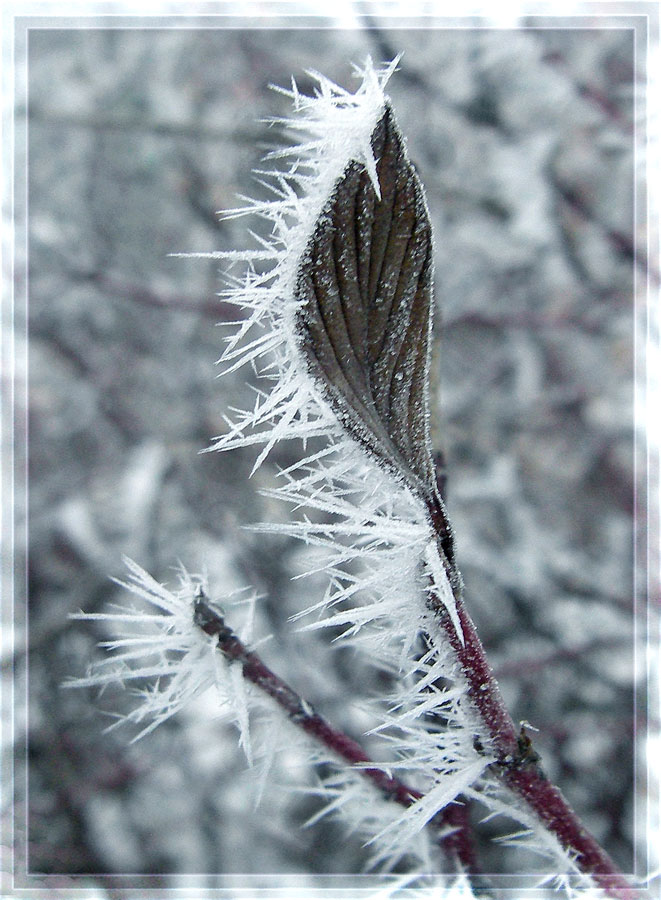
[71,57,637,896]
[431,597,636,899]
[193,588,477,871]
[193,588,418,804]
[68,560,475,873]
[194,57,634,896]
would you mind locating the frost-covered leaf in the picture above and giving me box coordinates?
[295,103,437,501]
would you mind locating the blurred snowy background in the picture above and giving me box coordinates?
[14,18,643,893]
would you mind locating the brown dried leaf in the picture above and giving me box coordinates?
[295,103,437,500]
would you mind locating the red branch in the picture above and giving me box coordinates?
[192,592,476,871]
[425,518,636,899]
[193,531,634,894]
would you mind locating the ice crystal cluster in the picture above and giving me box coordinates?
[69,559,255,745]
[205,56,490,830]
[70,59,601,889]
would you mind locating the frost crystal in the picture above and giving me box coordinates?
[200,58,491,852]
[67,558,259,748]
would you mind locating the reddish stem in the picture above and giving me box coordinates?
[193,593,475,869]
[426,490,636,898]
[442,800,479,873]
[504,766,635,899]
[195,544,634,893]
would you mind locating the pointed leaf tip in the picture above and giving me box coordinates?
[295,104,436,499]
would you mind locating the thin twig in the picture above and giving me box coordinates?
[425,491,637,900]
[192,591,477,871]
